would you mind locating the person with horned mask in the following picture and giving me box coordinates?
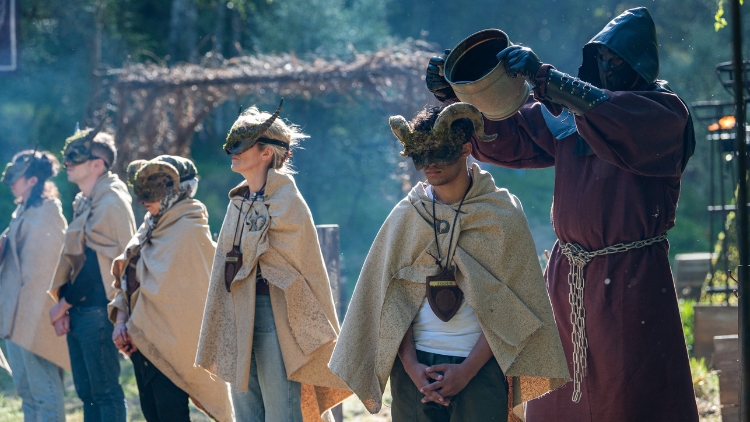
[425,7,698,422]
[108,155,232,422]
[0,150,68,421]
[48,124,135,422]
[329,102,570,422]
[195,101,351,422]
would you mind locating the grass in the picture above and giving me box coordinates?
[0,335,725,422]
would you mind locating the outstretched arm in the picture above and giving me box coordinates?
[470,100,558,169]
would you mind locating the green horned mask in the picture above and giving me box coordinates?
[223,99,290,155]
[389,102,497,170]
[62,119,108,167]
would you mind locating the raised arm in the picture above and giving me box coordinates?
[470,99,558,169]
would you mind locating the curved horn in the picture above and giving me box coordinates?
[126,159,148,187]
[135,161,180,192]
[255,98,284,137]
[432,102,497,142]
[81,116,109,143]
[389,115,413,146]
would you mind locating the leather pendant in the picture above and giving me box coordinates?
[224,246,243,292]
[426,268,463,322]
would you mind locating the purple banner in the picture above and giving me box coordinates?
[0,0,17,71]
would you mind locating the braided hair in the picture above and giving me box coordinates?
[11,150,60,208]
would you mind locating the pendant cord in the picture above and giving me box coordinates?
[431,174,473,271]
[230,183,265,248]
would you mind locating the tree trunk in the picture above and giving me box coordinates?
[169,0,198,64]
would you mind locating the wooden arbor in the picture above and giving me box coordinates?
[104,41,436,173]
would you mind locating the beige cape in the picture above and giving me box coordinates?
[329,164,570,419]
[195,169,352,422]
[50,172,136,301]
[0,199,70,371]
[108,199,232,422]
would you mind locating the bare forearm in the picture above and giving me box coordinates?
[398,325,419,366]
[460,333,493,378]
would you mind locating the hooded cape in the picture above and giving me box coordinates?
[108,199,232,422]
[50,172,136,301]
[195,169,352,422]
[578,7,659,86]
[0,199,70,371]
[329,164,570,419]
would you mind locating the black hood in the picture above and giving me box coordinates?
[578,7,659,87]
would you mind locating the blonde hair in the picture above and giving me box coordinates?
[231,106,308,175]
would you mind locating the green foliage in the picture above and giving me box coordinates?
[679,299,695,355]
[690,357,719,405]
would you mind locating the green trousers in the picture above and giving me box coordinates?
[391,350,508,422]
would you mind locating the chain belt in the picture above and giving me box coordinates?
[559,233,668,403]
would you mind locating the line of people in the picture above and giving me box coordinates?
[0,6,699,422]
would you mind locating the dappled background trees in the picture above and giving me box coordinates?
[0,0,748,295]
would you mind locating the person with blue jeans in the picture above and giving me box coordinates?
[196,102,352,422]
[0,150,69,421]
[48,126,136,422]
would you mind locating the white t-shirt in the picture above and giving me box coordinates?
[412,185,482,358]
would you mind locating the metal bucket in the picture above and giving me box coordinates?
[444,29,529,121]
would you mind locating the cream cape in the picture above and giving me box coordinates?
[329,163,571,419]
[50,172,136,301]
[108,199,232,422]
[0,199,70,371]
[195,169,352,422]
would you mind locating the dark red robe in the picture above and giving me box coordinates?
[471,67,699,422]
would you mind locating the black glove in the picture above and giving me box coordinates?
[497,46,542,86]
[425,49,457,102]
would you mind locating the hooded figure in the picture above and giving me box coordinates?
[109,156,232,422]
[425,7,698,422]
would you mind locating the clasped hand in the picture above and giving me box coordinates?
[49,299,72,336]
[112,322,138,356]
[405,361,473,406]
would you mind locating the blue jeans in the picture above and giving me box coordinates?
[5,341,65,422]
[232,294,303,422]
[67,306,126,422]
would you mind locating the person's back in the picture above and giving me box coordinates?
[49,126,135,422]
[330,103,570,421]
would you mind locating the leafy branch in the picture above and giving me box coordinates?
[715,0,744,31]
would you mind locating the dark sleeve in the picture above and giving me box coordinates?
[62,247,106,307]
[470,97,557,169]
[573,91,689,177]
[533,66,690,177]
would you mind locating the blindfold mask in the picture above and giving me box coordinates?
[224,99,289,155]
[62,119,109,168]
[390,102,497,171]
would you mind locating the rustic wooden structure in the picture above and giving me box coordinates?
[693,305,739,363]
[100,42,435,173]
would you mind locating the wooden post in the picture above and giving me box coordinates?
[316,224,345,320]
[315,224,344,422]
[714,335,739,422]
